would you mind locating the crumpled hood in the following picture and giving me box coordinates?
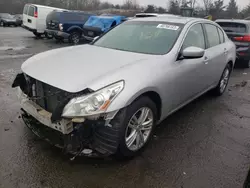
[21,45,153,93]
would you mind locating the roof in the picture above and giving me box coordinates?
[129,16,205,24]
[215,19,250,24]
[135,13,177,16]
[25,3,67,11]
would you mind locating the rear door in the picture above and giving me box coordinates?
[216,22,249,56]
[23,4,37,30]
[203,23,226,86]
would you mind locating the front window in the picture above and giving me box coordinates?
[182,24,205,50]
[93,21,183,55]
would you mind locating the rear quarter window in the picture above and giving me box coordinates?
[217,22,247,33]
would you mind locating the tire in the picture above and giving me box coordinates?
[0,21,3,27]
[69,31,81,45]
[242,60,250,68]
[33,32,42,38]
[113,97,157,158]
[44,32,53,39]
[211,63,232,96]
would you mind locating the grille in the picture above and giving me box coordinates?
[25,75,72,113]
[46,21,59,30]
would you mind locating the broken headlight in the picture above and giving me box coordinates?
[62,81,124,118]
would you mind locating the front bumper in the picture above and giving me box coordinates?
[45,29,70,39]
[16,87,120,156]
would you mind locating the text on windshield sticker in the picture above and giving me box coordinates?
[157,24,179,30]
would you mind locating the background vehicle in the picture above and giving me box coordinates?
[134,13,178,17]
[82,15,127,42]
[14,14,23,26]
[22,4,67,37]
[216,19,250,68]
[0,13,18,27]
[12,17,236,158]
[45,11,94,44]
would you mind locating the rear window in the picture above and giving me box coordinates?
[28,6,35,17]
[217,22,247,33]
[46,11,60,22]
[23,5,28,15]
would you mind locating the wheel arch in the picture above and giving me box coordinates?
[125,90,162,120]
[67,26,83,33]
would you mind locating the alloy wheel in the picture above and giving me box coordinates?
[125,107,154,151]
[71,33,80,44]
[219,68,230,93]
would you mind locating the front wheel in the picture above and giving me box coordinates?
[114,97,157,158]
[69,31,81,45]
[44,32,53,39]
[211,64,232,96]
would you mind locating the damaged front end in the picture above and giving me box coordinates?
[12,73,121,158]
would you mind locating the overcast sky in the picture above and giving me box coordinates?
[107,0,248,9]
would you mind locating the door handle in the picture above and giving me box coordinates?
[204,56,209,64]
[224,48,228,55]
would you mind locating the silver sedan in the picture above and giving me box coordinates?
[13,16,236,158]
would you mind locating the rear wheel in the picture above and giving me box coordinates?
[0,21,3,27]
[33,32,42,38]
[211,64,232,96]
[69,31,81,45]
[113,97,157,158]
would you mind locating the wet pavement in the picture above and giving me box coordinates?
[1,27,250,188]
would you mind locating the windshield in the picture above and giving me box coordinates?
[2,14,13,19]
[94,21,183,55]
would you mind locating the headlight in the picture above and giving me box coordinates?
[59,23,63,31]
[62,81,124,118]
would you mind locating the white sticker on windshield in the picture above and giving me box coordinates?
[157,24,179,30]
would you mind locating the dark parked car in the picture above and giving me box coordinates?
[0,13,18,27]
[45,11,94,44]
[14,14,23,26]
[216,19,250,68]
[82,15,127,41]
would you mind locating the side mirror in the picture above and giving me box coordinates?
[182,46,205,59]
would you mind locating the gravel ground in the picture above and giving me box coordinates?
[1,27,250,188]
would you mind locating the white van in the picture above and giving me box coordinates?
[22,4,67,37]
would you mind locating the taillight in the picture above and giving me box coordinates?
[234,35,250,42]
[34,7,38,18]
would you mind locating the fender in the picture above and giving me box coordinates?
[67,25,83,33]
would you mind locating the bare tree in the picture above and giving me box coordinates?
[203,0,213,14]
